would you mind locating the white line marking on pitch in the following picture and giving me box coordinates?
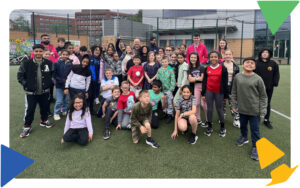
[271,109,290,120]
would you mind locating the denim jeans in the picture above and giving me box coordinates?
[54,88,70,115]
[239,114,261,147]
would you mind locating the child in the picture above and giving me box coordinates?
[201,51,229,137]
[65,43,80,65]
[131,90,160,148]
[64,54,91,100]
[43,49,54,117]
[254,48,280,129]
[103,51,126,85]
[216,39,228,63]
[56,37,65,55]
[125,50,137,76]
[221,49,240,127]
[61,95,93,146]
[18,44,54,138]
[149,80,166,129]
[121,46,132,81]
[156,56,176,124]
[127,56,144,98]
[173,52,189,103]
[53,49,73,120]
[116,81,136,130]
[155,54,162,65]
[171,85,198,144]
[102,86,121,140]
[143,51,161,90]
[231,58,267,161]
[188,52,208,127]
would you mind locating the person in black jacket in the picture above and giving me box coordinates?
[254,48,280,129]
[17,44,55,138]
[149,37,159,54]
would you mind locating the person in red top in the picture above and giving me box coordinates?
[127,56,145,98]
[31,34,59,63]
[116,81,136,130]
[186,33,208,65]
[201,51,228,137]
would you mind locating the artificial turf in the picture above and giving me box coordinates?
[9,65,290,178]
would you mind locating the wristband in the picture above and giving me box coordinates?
[182,113,185,117]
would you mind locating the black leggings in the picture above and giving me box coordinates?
[63,128,89,146]
[206,90,224,124]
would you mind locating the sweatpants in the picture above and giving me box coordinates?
[88,81,97,113]
[104,107,118,129]
[239,114,260,147]
[163,91,174,116]
[265,87,274,121]
[194,83,208,121]
[63,128,89,146]
[151,110,159,129]
[24,92,49,127]
[206,90,224,124]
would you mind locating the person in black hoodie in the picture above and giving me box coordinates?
[17,44,55,138]
[254,48,280,129]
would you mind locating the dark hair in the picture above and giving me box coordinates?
[40,34,49,38]
[152,79,162,88]
[32,44,45,50]
[181,85,192,93]
[208,51,220,60]
[176,52,186,59]
[60,49,70,55]
[68,95,88,121]
[80,46,88,52]
[158,48,165,53]
[162,55,169,61]
[107,43,115,51]
[139,90,149,98]
[218,39,228,52]
[91,45,102,58]
[140,46,149,55]
[189,52,200,69]
[242,57,256,64]
[112,86,121,93]
[57,37,65,43]
[150,37,156,41]
[65,42,73,49]
[180,44,186,49]
[81,54,90,62]
[133,55,141,61]
[193,33,200,37]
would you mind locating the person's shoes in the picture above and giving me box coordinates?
[197,119,205,127]
[20,126,32,138]
[94,98,100,105]
[146,137,160,148]
[40,120,55,128]
[251,147,259,161]
[264,120,273,129]
[201,121,209,128]
[219,127,226,137]
[166,115,173,124]
[233,118,240,128]
[204,127,213,136]
[188,134,198,144]
[48,112,53,118]
[236,136,249,146]
[103,129,110,140]
[62,111,67,116]
[126,124,132,129]
[53,114,61,121]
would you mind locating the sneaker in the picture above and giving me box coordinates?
[264,120,273,129]
[20,127,32,138]
[126,124,131,129]
[204,127,213,136]
[94,98,100,105]
[40,120,55,128]
[188,134,198,144]
[103,129,110,140]
[166,115,173,124]
[233,118,240,128]
[197,119,205,127]
[62,111,67,116]
[236,136,249,146]
[53,114,61,121]
[201,121,209,128]
[219,128,226,137]
[48,112,53,118]
[181,129,188,135]
[146,137,160,148]
[251,147,259,161]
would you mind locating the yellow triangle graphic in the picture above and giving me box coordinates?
[256,137,285,169]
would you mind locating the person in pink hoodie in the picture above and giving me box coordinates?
[30,34,59,63]
[65,42,80,65]
[186,33,208,65]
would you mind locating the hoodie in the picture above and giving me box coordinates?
[31,42,59,63]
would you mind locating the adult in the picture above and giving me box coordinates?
[186,33,208,65]
[56,37,65,55]
[254,48,280,129]
[31,34,59,63]
[116,36,126,57]
[132,38,142,56]
[149,37,159,54]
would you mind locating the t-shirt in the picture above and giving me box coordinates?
[175,95,196,114]
[117,91,136,113]
[188,65,205,83]
[105,96,119,111]
[206,64,222,93]
[149,89,163,110]
[127,65,144,87]
[100,76,119,99]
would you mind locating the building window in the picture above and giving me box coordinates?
[160,40,167,48]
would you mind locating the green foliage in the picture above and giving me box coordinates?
[127,10,142,23]
[12,16,30,31]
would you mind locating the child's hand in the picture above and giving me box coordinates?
[232,108,237,113]
[179,89,182,95]
[260,116,264,119]
[102,113,105,118]
[116,124,121,130]
[147,78,151,83]
[85,93,89,99]
[171,130,178,139]
[110,118,114,124]
[88,134,93,142]
[179,113,183,119]
[161,95,166,100]
[202,96,206,101]
[64,89,68,95]
[61,138,64,143]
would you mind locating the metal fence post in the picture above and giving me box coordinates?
[67,14,70,41]
[192,19,195,40]
[215,19,218,49]
[32,12,36,45]
[156,17,159,45]
[240,21,244,65]
[265,23,268,47]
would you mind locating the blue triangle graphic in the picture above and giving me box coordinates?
[1,145,34,187]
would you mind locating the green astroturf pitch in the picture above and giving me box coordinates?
[9,65,290,178]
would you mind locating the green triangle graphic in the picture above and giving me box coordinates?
[258,1,298,34]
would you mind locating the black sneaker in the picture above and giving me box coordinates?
[48,112,53,118]
[264,120,273,129]
[103,129,110,140]
[188,134,198,144]
[197,119,205,127]
[219,127,226,137]
[236,136,249,146]
[201,121,209,128]
[146,137,160,148]
[40,120,55,128]
[20,126,32,138]
[251,147,259,161]
[166,115,173,124]
[204,127,213,136]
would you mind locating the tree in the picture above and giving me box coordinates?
[13,16,30,31]
[127,10,142,23]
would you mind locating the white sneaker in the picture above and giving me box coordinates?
[53,114,61,121]
[62,112,67,116]
[127,124,131,129]
[233,119,240,128]
[94,98,100,105]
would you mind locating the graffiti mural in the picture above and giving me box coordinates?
[9,39,39,65]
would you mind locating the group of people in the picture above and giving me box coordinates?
[17,32,280,161]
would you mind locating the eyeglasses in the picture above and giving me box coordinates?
[75,102,83,104]
[166,49,171,51]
